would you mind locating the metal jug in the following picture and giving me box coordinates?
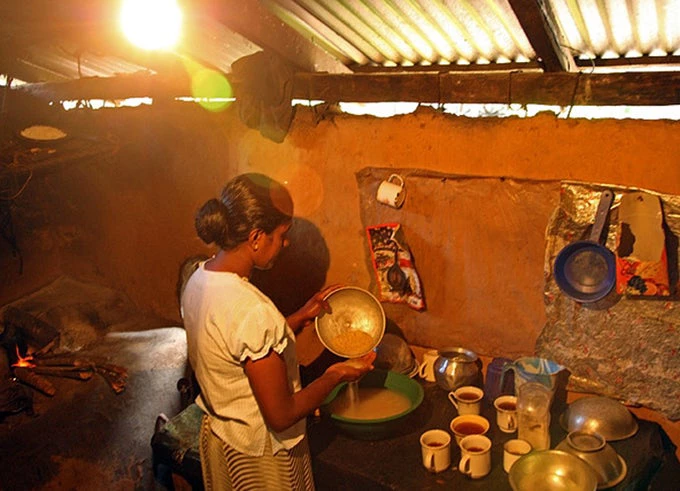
[433,347,482,391]
[500,356,565,397]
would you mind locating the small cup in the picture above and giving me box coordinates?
[420,429,451,473]
[503,439,532,473]
[377,174,406,208]
[459,435,492,479]
[450,414,490,445]
[448,386,484,415]
[494,395,518,433]
[418,349,438,382]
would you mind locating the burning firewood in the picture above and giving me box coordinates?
[95,364,128,394]
[31,366,93,380]
[8,345,128,394]
[13,367,56,396]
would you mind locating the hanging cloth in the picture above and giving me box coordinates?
[231,51,296,143]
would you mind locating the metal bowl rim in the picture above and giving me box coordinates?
[559,397,639,441]
[314,286,386,358]
[509,450,599,491]
[436,346,479,362]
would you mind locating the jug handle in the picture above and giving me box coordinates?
[499,363,514,395]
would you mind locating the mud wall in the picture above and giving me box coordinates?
[2,102,679,450]
[2,104,679,350]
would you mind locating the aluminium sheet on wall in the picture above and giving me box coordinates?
[537,182,680,420]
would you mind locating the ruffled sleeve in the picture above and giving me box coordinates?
[228,302,288,362]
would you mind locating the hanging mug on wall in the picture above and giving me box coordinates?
[377,174,406,208]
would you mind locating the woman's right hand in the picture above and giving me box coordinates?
[325,350,377,383]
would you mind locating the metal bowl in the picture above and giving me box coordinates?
[315,286,385,358]
[560,396,638,441]
[556,431,627,489]
[509,450,599,491]
[374,333,416,375]
[321,369,424,440]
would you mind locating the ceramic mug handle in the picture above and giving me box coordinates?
[459,455,472,476]
[447,392,459,410]
[418,361,428,379]
[388,174,404,188]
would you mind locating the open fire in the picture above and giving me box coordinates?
[1,307,128,417]
[12,345,35,368]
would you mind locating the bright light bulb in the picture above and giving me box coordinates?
[121,0,182,50]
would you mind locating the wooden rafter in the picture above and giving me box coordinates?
[507,0,576,72]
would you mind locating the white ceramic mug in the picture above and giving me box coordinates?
[450,414,490,446]
[420,429,451,473]
[418,349,438,382]
[494,395,518,433]
[503,439,532,473]
[459,434,492,479]
[377,174,406,208]
[448,386,483,415]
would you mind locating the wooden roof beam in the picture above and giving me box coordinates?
[13,71,680,107]
[508,0,576,72]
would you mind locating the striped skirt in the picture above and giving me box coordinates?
[200,414,316,491]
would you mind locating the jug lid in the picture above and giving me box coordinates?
[437,346,478,363]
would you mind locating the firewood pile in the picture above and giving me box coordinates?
[1,306,128,416]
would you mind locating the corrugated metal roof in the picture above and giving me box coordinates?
[264,0,536,68]
[263,0,680,71]
[548,0,680,59]
[1,0,678,99]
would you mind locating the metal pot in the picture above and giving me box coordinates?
[433,347,482,391]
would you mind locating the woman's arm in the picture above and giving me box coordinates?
[244,350,376,433]
[286,285,341,334]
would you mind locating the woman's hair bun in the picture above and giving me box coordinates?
[195,198,229,246]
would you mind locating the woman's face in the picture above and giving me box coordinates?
[255,222,291,270]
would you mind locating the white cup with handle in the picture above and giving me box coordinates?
[420,429,451,473]
[377,174,406,208]
[459,434,492,479]
[503,438,532,472]
[418,349,438,382]
[448,386,484,415]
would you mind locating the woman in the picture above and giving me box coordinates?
[181,173,375,490]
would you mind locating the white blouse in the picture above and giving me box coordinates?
[181,262,305,456]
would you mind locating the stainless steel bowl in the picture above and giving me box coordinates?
[315,286,385,358]
[509,450,599,491]
[560,396,638,441]
[556,431,627,489]
[374,333,416,375]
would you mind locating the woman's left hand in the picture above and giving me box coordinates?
[287,284,342,333]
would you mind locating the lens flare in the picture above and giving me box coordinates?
[121,0,182,51]
[191,69,234,112]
